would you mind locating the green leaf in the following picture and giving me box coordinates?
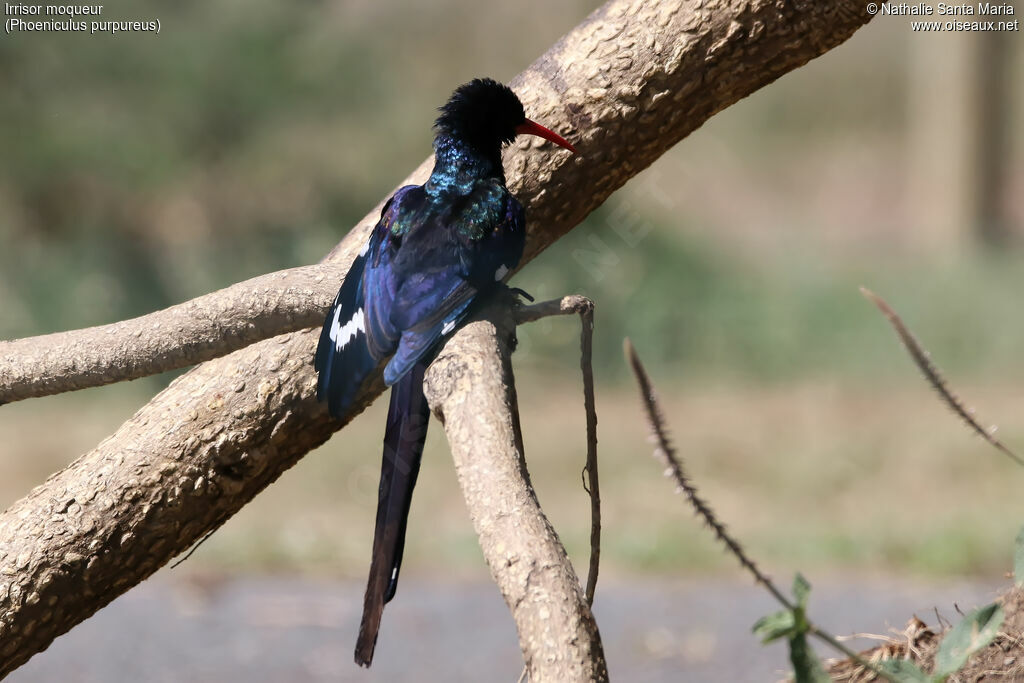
[793,572,812,609]
[933,602,1004,677]
[788,631,830,683]
[753,609,796,643]
[1015,525,1024,588]
[877,659,930,682]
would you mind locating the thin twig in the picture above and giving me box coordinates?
[579,304,600,606]
[169,528,218,569]
[624,338,896,682]
[861,287,1024,468]
[515,294,601,605]
[513,294,592,325]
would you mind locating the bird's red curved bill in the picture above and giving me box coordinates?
[516,118,577,154]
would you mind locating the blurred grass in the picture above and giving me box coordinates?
[529,222,1024,384]
[3,364,1024,581]
[1,0,1023,580]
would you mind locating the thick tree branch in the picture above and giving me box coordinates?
[0,263,347,405]
[423,294,607,682]
[0,0,876,676]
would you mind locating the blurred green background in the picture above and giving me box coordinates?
[1,1,1023,584]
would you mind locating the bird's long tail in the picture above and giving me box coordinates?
[355,362,430,667]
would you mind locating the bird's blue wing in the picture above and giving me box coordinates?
[381,188,525,385]
[314,188,417,417]
[316,182,525,405]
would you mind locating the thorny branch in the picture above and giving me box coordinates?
[624,339,895,682]
[861,287,1024,467]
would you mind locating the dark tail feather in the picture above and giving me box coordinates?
[354,362,430,667]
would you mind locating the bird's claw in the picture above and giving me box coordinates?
[508,287,535,303]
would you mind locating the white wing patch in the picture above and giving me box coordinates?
[494,264,509,281]
[441,319,457,336]
[330,307,366,351]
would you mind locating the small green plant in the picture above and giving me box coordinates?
[878,602,1004,682]
[752,574,830,683]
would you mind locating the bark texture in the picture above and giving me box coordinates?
[0,0,876,677]
[424,295,607,682]
[0,263,346,404]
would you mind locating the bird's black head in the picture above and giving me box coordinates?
[429,78,575,187]
[434,78,526,152]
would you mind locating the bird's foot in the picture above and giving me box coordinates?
[508,286,535,303]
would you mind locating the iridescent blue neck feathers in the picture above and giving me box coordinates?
[426,135,504,195]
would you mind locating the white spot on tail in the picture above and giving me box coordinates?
[330,307,365,351]
[442,319,456,335]
[494,264,509,281]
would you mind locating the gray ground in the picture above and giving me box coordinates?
[8,575,1007,682]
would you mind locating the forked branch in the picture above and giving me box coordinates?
[424,293,607,682]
